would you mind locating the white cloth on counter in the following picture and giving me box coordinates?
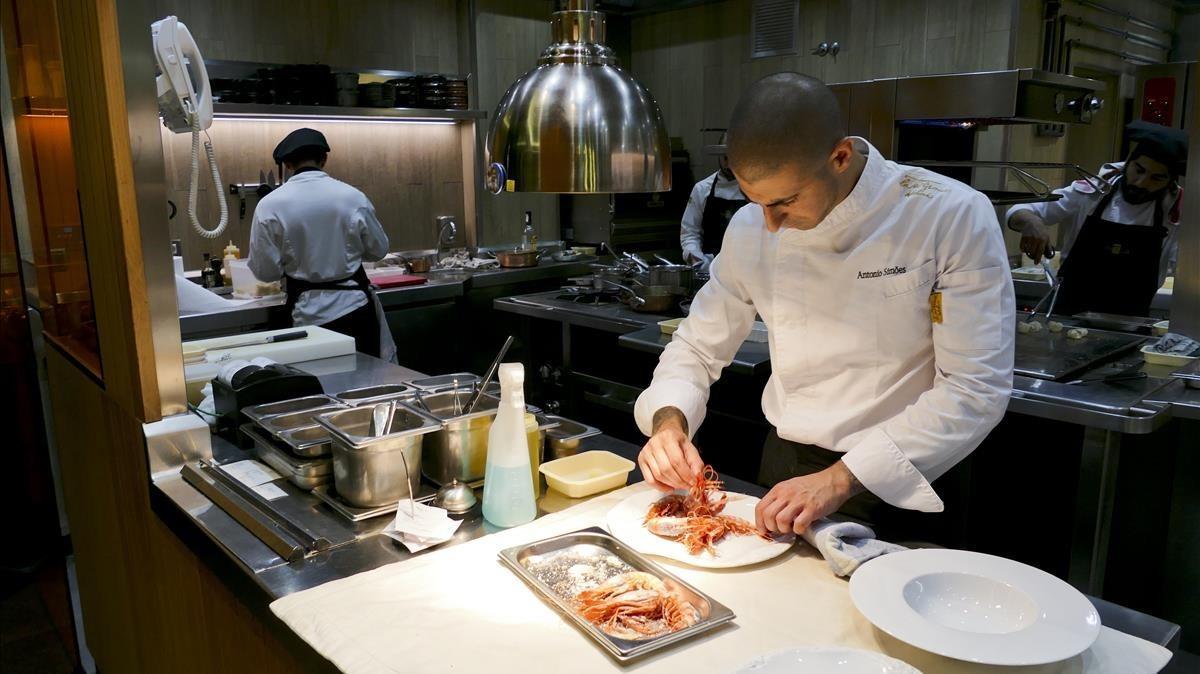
[247,170,389,326]
[680,170,745,265]
[802,519,908,577]
[436,249,500,270]
[1006,162,1181,286]
[637,138,1015,513]
[380,501,462,553]
[269,482,1171,674]
[175,273,274,315]
[1148,333,1200,356]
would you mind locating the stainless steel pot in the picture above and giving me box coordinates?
[412,390,500,485]
[628,283,678,313]
[316,405,441,507]
[647,264,693,294]
[405,255,433,273]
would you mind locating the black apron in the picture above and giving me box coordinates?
[1054,177,1167,318]
[700,174,751,255]
[284,265,382,357]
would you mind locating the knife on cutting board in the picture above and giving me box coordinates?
[182,330,308,363]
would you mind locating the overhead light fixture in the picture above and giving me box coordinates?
[485,0,671,194]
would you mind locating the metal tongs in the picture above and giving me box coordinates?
[465,335,514,414]
[372,400,415,517]
[1028,249,1062,320]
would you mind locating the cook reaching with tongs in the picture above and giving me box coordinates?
[633,74,1015,540]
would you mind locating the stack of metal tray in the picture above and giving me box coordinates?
[241,424,333,490]
[498,527,734,662]
[1014,314,1149,381]
[333,383,416,406]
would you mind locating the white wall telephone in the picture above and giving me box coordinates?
[151,16,228,239]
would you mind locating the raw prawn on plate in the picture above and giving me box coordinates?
[607,466,795,569]
[643,466,768,555]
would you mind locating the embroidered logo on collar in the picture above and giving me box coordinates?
[857,265,907,279]
[900,174,948,199]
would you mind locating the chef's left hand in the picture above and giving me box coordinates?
[755,461,863,535]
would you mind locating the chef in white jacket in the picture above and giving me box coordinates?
[635,74,1015,537]
[248,128,397,361]
[680,132,750,272]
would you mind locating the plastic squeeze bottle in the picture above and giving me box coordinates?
[482,363,537,527]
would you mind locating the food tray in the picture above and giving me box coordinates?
[277,425,332,458]
[333,383,416,406]
[1014,313,1148,381]
[1142,344,1199,367]
[258,404,347,437]
[406,372,480,391]
[242,395,340,425]
[242,424,332,490]
[498,527,734,662]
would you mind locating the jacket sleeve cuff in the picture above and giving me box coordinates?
[634,380,709,440]
[840,428,944,512]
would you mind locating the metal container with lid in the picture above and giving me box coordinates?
[315,405,441,507]
[407,372,481,391]
[543,415,602,459]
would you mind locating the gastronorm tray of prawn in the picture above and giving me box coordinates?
[497,527,735,662]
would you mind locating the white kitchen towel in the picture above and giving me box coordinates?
[271,482,1173,674]
[802,519,908,577]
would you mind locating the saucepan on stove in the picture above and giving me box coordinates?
[602,279,678,313]
[492,249,544,268]
[646,264,694,295]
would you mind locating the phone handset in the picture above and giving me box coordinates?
[152,16,227,239]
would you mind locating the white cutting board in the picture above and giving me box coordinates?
[183,326,355,399]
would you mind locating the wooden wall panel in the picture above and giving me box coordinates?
[46,346,332,673]
[473,0,561,247]
[55,0,161,420]
[161,120,466,269]
[630,0,1015,181]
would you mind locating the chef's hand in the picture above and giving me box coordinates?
[1018,217,1053,264]
[755,461,864,535]
[639,406,704,491]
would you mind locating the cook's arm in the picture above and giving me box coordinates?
[358,204,390,262]
[247,215,284,282]
[680,182,706,264]
[634,240,757,438]
[840,192,1015,512]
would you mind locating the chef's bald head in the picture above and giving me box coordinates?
[726,73,846,181]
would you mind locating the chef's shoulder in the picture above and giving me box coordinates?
[893,167,999,233]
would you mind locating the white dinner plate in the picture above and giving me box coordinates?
[849,548,1100,666]
[732,646,922,673]
[605,489,794,569]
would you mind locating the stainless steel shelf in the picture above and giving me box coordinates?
[212,103,486,121]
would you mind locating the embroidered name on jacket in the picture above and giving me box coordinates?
[857,266,908,279]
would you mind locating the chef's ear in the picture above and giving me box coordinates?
[828,137,856,174]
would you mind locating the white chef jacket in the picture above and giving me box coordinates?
[248,171,389,326]
[635,138,1015,512]
[680,171,747,264]
[1007,162,1181,286]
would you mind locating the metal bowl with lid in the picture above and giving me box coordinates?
[315,405,441,507]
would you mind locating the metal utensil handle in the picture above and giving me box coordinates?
[466,335,514,414]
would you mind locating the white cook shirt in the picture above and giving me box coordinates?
[1006,162,1181,286]
[635,138,1015,512]
[248,171,389,326]
[680,171,747,264]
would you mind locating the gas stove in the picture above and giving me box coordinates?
[556,285,623,305]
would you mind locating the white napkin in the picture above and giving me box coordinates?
[380,501,462,553]
[802,519,907,577]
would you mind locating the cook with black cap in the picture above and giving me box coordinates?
[248,128,396,361]
[680,131,750,272]
[1007,120,1188,317]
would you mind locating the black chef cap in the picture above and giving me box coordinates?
[1126,120,1188,176]
[272,128,331,164]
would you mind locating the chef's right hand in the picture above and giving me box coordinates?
[639,407,704,491]
[1019,219,1053,263]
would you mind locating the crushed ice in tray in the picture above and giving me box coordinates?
[521,544,637,600]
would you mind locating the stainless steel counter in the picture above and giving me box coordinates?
[150,352,644,600]
[180,259,597,340]
[619,324,771,376]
